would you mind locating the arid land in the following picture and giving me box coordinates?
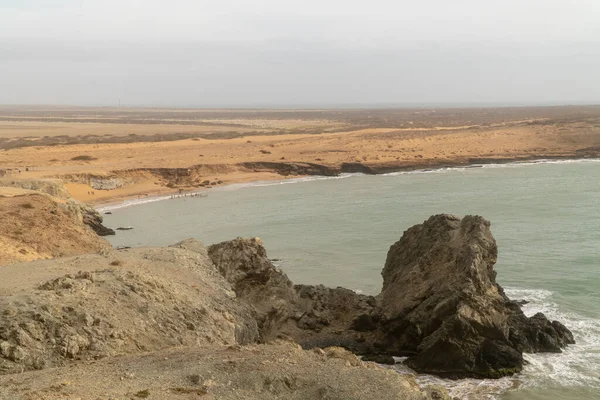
[2,105,600,205]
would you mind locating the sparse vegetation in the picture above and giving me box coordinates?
[71,155,97,161]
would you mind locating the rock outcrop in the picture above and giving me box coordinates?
[208,238,298,341]
[0,193,111,266]
[0,239,448,400]
[207,238,380,351]
[65,199,115,236]
[379,215,574,378]
[206,215,574,379]
[0,244,259,374]
[0,209,574,391]
[0,178,115,236]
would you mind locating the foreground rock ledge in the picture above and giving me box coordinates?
[0,214,573,386]
[0,242,448,399]
[207,215,574,379]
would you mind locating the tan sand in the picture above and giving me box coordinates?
[1,106,600,205]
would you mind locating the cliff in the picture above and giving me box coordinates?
[204,216,574,379]
[0,239,448,400]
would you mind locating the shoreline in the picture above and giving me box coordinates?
[92,155,600,211]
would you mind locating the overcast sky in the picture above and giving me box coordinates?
[1,0,600,107]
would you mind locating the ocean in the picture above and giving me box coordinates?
[101,160,600,399]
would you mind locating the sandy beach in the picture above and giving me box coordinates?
[2,105,600,205]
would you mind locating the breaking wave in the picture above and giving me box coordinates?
[391,287,600,399]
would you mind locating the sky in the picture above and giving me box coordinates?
[1,0,600,107]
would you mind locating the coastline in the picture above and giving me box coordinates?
[92,155,600,211]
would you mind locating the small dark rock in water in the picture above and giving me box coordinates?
[116,227,134,231]
[515,300,530,306]
[104,211,112,215]
[361,354,396,365]
[116,246,131,250]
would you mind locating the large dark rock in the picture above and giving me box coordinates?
[206,215,574,379]
[380,214,574,378]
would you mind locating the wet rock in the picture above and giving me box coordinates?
[380,214,574,378]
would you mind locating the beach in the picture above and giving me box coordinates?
[2,105,600,205]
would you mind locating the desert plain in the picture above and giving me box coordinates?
[1,105,600,205]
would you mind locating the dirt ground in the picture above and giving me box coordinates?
[1,105,600,204]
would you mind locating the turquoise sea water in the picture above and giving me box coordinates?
[101,160,600,399]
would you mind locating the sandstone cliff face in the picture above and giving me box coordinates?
[0,178,115,236]
[64,199,115,236]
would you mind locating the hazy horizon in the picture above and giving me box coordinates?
[2,0,600,107]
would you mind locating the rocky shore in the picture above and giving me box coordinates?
[0,182,574,398]
[203,216,574,379]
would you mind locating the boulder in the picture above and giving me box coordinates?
[379,214,574,378]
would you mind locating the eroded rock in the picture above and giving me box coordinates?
[380,214,574,378]
[206,215,574,379]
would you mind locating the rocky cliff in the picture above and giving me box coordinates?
[0,178,115,237]
[205,215,574,379]
[379,214,574,378]
[0,239,448,400]
[0,208,574,398]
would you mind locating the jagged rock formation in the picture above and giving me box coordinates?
[207,238,380,351]
[0,209,574,386]
[206,215,574,379]
[208,237,298,341]
[380,214,574,378]
[65,199,115,236]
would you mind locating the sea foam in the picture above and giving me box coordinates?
[394,287,600,399]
